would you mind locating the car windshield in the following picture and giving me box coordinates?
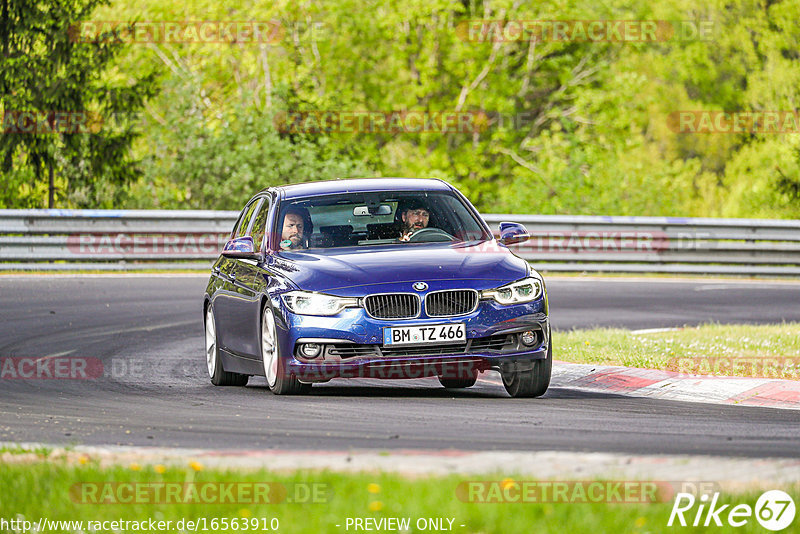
[276,191,491,250]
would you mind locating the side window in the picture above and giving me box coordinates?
[234,199,262,238]
[250,198,271,251]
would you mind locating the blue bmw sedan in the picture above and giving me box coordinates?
[204,178,551,397]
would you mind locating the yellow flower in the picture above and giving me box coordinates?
[189,461,204,472]
[129,463,141,471]
[239,509,251,518]
[78,456,89,465]
[154,464,166,474]
[501,478,515,490]
[634,517,646,527]
[368,501,383,512]
[367,483,381,494]
[584,341,590,346]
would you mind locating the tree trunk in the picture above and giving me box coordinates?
[48,160,54,208]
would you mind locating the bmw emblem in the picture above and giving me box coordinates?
[413,282,428,292]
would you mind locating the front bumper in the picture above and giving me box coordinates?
[277,296,549,381]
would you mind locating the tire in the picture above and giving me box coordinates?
[205,304,249,386]
[438,369,478,389]
[501,341,551,398]
[261,304,311,395]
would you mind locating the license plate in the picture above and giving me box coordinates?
[383,323,466,346]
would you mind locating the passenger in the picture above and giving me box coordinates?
[280,207,313,250]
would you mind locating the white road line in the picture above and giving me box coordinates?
[630,327,681,334]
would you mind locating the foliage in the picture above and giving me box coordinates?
[0,0,159,208]
[2,0,799,217]
[130,89,371,210]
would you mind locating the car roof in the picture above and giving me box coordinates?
[264,178,454,200]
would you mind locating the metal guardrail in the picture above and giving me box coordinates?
[1,209,799,275]
[482,214,800,275]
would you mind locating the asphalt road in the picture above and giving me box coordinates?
[0,275,798,457]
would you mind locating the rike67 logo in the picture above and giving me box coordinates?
[668,490,795,531]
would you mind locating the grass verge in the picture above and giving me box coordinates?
[0,461,796,533]
[556,323,800,379]
[0,444,54,457]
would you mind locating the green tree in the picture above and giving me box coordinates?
[0,0,159,208]
[68,0,800,218]
[129,83,371,210]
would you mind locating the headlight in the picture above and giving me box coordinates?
[281,291,360,316]
[481,277,543,305]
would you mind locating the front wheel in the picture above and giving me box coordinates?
[501,343,551,398]
[205,304,248,386]
[261,305,311,395]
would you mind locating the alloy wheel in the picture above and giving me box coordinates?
[205,306,217,378]
[262,308,278,387]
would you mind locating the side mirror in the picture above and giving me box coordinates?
[221,236,260,259]
[498,222,530,245]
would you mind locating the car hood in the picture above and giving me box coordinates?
[268,241,529,294]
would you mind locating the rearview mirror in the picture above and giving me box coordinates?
[353,204,392,216]
[221,236,260,259]
[497,222,530,246]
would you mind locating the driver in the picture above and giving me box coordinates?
[280,207,312,250]
[398,199,431,242]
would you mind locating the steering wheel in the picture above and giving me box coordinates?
[408,227,455,243]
